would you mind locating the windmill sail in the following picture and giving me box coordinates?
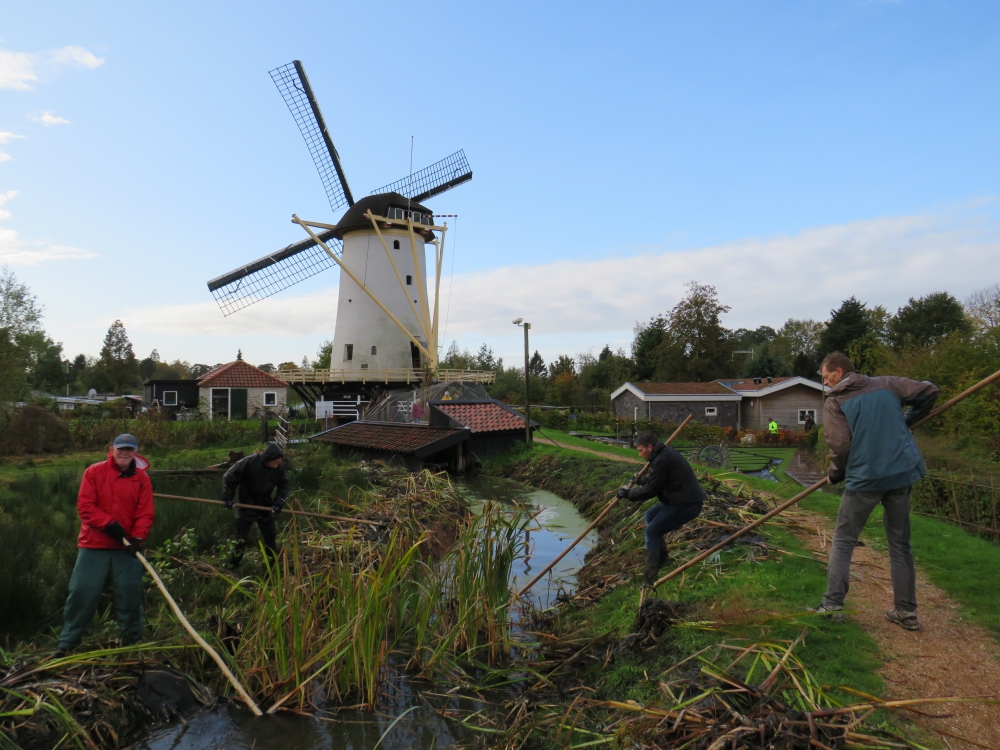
[270,60,354,213]
[207,233,342,316]
[371,150,472,203]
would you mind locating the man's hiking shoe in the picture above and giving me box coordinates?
[47,648,69,660]
[886,609,920,631]
[808,604,844,623]
[642,549,659,587]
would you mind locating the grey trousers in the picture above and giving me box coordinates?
[822,486,917,614]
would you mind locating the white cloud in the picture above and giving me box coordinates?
[0,191,99,264]
[0,45,104,90]
[124,290,340,338]
[0,153,10,163]
[28,111,71,127]
[0,190,18,220]
[0,132,24,144]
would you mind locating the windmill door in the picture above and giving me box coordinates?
[231,389,248,420]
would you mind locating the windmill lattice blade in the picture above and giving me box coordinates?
[371,150,472,203]
[270,61,354,213]
[207,233,341,316]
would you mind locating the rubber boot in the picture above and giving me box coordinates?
[643,549,659,587]
[658,544,671,571]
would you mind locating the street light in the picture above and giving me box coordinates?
[513,319,531,446]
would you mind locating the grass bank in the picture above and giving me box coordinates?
[481,443,938,748]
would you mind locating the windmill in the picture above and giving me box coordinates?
[205,60,485,410]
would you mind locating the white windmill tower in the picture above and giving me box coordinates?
[206,61,492,413]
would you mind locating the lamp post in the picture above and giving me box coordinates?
[513,319,531,446]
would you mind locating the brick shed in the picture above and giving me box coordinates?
[429,399,535,458]
[610,382,742,429]
[198,360,288,420]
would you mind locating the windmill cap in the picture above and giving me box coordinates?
[332,193,435,241]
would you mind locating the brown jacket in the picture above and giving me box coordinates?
[824,373,939,491]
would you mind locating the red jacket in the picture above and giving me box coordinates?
[76,453,155,549]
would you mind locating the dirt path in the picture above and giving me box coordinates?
[785,508,1000,749]
[533,436,642,464]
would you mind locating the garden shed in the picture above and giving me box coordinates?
[713,376,825,432]
[197,360,288,420]
[610,382,742,430]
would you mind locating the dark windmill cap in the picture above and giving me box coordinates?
[261,442,283,461]
[113,434,139,450]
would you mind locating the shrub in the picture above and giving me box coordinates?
[0,406,73,455]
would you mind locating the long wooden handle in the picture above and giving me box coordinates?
[653,365,1000,589]
[516,414,693,599]
[128,544,262,716]
[153,493,381,527]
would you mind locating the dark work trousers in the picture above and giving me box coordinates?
[232,507,278,566]
[643,502,702,553]
[823,486,916,614]
[58,548,144,649]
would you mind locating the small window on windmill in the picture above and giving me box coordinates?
[371,346,377,355]
[705,407,718,417]
[393,239,400,249]
[344,344,353,361]
[406,275,412,285]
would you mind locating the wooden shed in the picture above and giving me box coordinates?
[713,377,825,432]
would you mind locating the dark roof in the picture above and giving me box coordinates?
[310,421,466,458]
[198,360,288,389]
[332,193,435,240]
[433,400,529,433]
[143,379,199,385]
[714,377,796,392]
[629,382,736,396]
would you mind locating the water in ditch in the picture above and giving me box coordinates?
[136,476,596,749]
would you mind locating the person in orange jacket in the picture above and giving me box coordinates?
[53,434,154,656]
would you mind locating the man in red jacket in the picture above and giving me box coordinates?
[54,434,154,655]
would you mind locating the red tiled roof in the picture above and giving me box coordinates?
[631,382,736,395]
[312,422,463,454]
[714,377,797,392]
[198,360,288,389]
[436,402,526,433]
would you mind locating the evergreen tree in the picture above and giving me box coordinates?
[237,348,243,361]
[632,315,667,380]
[740,342,790,378]
[98,320,139,394]
[818,297,871,356]
[527,350,546,377]
[889,292,970,348]
[474,343,496,371]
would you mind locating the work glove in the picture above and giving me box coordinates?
[125,536,144,558]
[827,470,845,485]
[271,501,284,515]
[222,489,235,510]
[616,487,630,500]
[104,521,127,546]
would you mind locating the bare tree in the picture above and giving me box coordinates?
[966,284,1000,331]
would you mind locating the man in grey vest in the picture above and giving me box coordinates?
[811,352,939,631]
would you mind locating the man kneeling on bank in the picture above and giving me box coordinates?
[618,432,704,586]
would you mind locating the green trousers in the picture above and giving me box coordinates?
[57,548,144,650]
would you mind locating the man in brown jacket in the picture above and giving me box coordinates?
[811,352,939,631]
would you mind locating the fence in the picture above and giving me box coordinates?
[911,472,1000,541]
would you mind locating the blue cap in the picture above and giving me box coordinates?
[113,433,139,450]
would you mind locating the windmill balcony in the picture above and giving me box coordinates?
[276,368,496,386]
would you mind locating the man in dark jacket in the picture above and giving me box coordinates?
[812,353,939,631]
[618,433,705,585]
[222,442,290,567]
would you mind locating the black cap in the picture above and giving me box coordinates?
[261,442,283,461]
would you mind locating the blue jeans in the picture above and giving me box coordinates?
[58,548,144,649]
[644,502,702,552]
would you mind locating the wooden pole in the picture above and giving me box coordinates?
[125,541,262,716]
[523,323,531,447]
[152,493,381,527]
[653,365,1000,590]
[516,414,693,598]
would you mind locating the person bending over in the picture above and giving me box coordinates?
[222,442,289,568]
[618,432,704,586]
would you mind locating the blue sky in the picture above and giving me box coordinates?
[2,1,999,368]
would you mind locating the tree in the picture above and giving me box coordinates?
[527,350,547,378]
[740,342,790,378]
[474,343,496,371]
[99,320,139,394]
[548,355,576,378]
[139,357,157,381]
[190,363,213,379]
[237,348,244,361]
[632,315,667,381]
[313,340,333,369]
[258,363,275,373]
[579,346,633,406]
[967,284,1000,332]
[889,292,970,349]
[652,281,735,382]
[0,266,43,338]
[30,336,67,393]
[818,297,873,356]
